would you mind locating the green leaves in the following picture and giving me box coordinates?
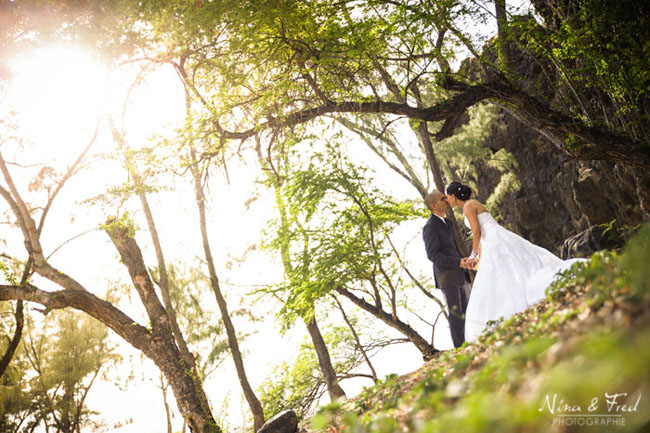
[513,0,650,142]
[265,146,420,329]
[259,323,370,418]
[101,212,138,238]
[1,309,119,433]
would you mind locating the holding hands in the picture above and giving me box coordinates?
[461,255,479,270]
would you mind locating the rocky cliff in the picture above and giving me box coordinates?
[459,0,650,255]
[473,107,648,254]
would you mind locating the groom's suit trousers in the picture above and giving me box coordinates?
[422,213,471,348]
[441,282,471,348]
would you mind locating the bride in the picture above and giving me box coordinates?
[445,181,585,342]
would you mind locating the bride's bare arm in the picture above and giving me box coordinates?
[463,201,482,258]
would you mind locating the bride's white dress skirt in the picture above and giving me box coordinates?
[464,212,584,342]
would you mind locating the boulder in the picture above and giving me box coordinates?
[257,410,298,433]
[560,224,625,259]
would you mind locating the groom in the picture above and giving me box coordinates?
[422,190,472,348]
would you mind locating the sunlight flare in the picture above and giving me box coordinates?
[7,43,108,163]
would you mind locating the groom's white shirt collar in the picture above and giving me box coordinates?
[433,213,447,224]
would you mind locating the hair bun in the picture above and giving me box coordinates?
[445,181,472,201]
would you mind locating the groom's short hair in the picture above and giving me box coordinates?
[424,190,442,210]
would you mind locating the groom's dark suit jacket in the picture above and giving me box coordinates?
[422,214,468,289]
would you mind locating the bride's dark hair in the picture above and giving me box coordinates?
[446,181,472,201]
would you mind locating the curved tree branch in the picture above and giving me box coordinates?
[484,77,650,167]
[209,86,492,141]
[335,286,437,359]
[0,284,152,353]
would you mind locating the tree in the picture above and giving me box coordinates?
[0,133,220,432]
[152,264,233,433]
[23,310,119,433]
[3,1,649,430]
[1,306,118,433]
[0,302,34,433]
[259,331,343,420]
[110,0,644,259]
[0,256,25,380]
[120,0,648,166]
[257,135,347,403]
[177,83,267,430]
[259,319,389,419]
[112,124,201,382]
[0,5,254,430]
[264,144,447,359]
[104,216,219,432]
[110,124,209,433]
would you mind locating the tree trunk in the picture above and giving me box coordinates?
[1,281,220,432]
[408,80,470,258]
[0,300,23,378]
[0,128,97,378]
[335,287,437,359]
[113,126,199,377]
[304,316,346,401]
[1,148,220,432]
[106,222,220,433]
[179,65,264,430]
[260,143,349,407]
[161,375,173,433]
[189,153,266,432]
[414,119,471,258]
[494,0,516,74]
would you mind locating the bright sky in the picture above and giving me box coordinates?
[7,43,109,161]
[1,41,453,433]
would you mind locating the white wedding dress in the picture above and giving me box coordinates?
[464,212,584,342]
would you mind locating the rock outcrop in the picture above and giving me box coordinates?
[456,3,650,254]
[257,410,299,433]
[560,224,627,259]
[473,108,648,254]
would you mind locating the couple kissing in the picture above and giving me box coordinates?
[423,182,585,348]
